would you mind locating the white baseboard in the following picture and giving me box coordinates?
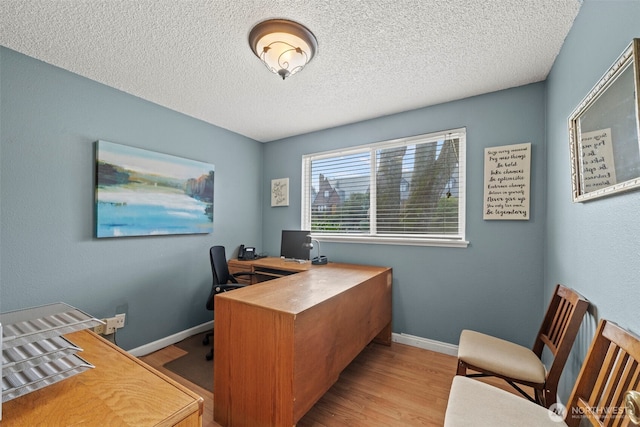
[128,324,455,358]
[128,321,213,357]
[392,332,458,356]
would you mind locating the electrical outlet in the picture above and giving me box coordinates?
[114,313,125,329]
[96,313,126,335]
[104,318,117,334]
[93,320,106,335]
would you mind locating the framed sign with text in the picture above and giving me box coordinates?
[483,142,531,220]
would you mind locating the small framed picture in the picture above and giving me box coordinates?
[271,178,289,207]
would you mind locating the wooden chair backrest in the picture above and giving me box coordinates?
[533,284,590,395]
[565,319,640,427]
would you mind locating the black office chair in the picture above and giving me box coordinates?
[203,245,255,360]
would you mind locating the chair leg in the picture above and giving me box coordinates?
[505,380,537,404]
[456,359,467,376]
[541,385,557,409]
[202,331,213,345]
[459,359,541,405]
[203,331,213,360]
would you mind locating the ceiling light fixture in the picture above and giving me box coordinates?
[249,19,318,80]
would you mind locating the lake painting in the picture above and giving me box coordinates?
[96,140,214,238]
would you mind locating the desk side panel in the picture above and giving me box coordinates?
[213,296,295,427]
[293,269,392,422]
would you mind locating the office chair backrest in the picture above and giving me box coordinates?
[565,319,640,427]
[210,245,231,286]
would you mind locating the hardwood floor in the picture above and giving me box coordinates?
[140,344,215,426]
[298,341,457,426]
[141,340,528,427]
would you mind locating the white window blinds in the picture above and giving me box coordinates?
[302,128,466,246]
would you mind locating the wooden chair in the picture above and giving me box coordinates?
[564,319,640,427]
[445,319,640,426]
[456,284,589,408]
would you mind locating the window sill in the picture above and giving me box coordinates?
[311,234,469,248]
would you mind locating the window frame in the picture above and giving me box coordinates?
[301,128,468,248]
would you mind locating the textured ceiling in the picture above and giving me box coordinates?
[0,1,581,142]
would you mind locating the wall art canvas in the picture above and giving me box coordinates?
[95,140,214,238]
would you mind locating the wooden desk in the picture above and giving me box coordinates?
[228,257,319,284]
[214,260,392,426]
[1,330,203,426]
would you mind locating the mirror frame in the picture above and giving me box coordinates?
[569,39,640,202]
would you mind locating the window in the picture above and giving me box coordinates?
[302,128,467,247]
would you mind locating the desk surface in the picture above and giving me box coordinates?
[1,330,203,427]
[223,261,390,314]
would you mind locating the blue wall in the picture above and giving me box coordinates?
[0,48,264,350]
[0,41,549,351]
[545,0,640,401]
[263,83,548,347]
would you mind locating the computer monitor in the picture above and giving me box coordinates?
[280,230,311,261]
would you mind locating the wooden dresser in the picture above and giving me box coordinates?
[1,330,203,426]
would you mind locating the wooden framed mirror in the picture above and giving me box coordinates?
[569,39,640,202]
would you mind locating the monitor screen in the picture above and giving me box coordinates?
[280,230,311,261]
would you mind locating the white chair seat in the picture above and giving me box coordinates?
[444,376,566,427]
[458,329,546,384]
